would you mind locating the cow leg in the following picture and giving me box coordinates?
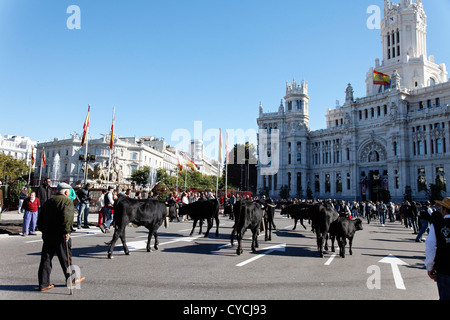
[339,237,346,258]
[300,219,307,230]
[204,218,213,238]
[119,228,130,256]
[293,219,297,231]
[317,234,324,258]
[230,227,236,247]
[348,237,353,255]
[198,219,203,235]
[324,233,329,251]
[331,234,336,252]
[107,227,122,259]
[252,228,259,251]
[154,231,160,251]
[236,231,243,255]
[215,216,220,237]
[190,220,198,236]
[146,228,154,252]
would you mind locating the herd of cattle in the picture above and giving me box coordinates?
[106,196,363,260]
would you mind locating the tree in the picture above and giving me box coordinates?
[0,154,30,183]
[130,166,150,186]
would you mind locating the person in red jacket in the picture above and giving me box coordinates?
[22,191,40,236]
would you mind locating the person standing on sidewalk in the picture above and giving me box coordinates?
[99,186,114,233]
[18,187,28,214]
[76,183,92,229]
[21,192,39,236]
[37,178,52,210]
[425,197,450,300]
[37,183,85,292]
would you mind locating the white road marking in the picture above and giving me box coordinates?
[119,235,203,252]
[236,244,286,267]
[324,254,337,266]
[379,254,409,290]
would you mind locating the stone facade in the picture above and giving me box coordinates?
[257,0,449,202]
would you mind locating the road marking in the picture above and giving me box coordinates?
[119,235,203,252]
[236,243,286,267]
[24,229,103,243]
[379,254,409,290]
[324,254,337,266]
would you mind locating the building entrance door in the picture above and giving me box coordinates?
[361,169,389,202]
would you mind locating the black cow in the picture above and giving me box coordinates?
[231,200,263,255]
[178,199,220,237]
[107,196,168,259]
[281,203,313,231]
[309,204,339,258]
[329,218,363,258]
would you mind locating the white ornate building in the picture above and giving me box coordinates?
[35,134,219,186]
[257,0,449,202]
[35,134,179,185]
[0,134,36,164]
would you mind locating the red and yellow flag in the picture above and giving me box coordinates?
[373,71,391,86]
[110,107,115,150]
[31,148,35,166]
[81,105,91,147]
[41,148,46,167]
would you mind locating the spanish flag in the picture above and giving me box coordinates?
[31,148,35,166]
[110,107,115,150]
[373,71,391,86]
[81,105,90,147]
[41,148,46,167]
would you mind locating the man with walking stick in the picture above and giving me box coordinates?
[37,183,85,292]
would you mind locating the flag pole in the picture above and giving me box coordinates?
[84,122,89,185]
[107,107,115,186]
[216,129,222,199]
[38,147,44,186]
[27,148,34,185]
[225,131,228,201]
[82,105,91,186]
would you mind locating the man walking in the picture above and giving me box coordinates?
[37,183,85,292]
[425,197,450,300]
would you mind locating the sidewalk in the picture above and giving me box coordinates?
[1,210,100,223]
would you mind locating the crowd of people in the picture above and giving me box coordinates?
[12,179,450,299]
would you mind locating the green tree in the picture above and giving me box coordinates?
[130,166,150,186]
[0,154,30,183]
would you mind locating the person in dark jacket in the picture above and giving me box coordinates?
[37,183,85,292]
[425,197,450,300]
[76,183,92,229]
[37,178,52,210]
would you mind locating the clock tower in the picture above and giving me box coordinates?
[366,0,447,95]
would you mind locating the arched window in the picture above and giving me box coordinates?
[430,78,436,86]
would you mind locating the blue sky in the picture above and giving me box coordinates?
[0,0,449,155]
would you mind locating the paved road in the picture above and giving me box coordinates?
[0,211,439,301]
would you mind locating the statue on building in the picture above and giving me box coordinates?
[391,70,401,89]
[345,84,354,104]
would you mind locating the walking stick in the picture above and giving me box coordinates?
[65,235,73,296]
